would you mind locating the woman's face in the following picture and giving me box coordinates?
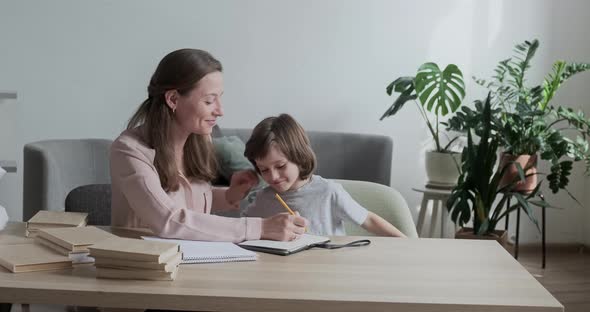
[174,71,224,135]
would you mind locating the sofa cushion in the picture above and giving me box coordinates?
[212,125,223,138]
[211,135,266,217]
[212,135,255,182]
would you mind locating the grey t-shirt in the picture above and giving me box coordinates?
[244,175,369,236]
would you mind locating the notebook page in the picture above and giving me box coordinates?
[142,237,257,263]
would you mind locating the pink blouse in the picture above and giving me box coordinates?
[110,129,262,243]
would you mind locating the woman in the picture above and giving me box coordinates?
[110,49,307,242]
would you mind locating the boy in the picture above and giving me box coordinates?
[244,114,406,237]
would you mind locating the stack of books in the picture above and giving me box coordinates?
[35,226,116,264]
[89,237,181,281]
[0,244,72,273]
[26,211,88,237]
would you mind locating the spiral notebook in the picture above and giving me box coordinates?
[142,237,257,264]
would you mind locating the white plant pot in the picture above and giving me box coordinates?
[425,151,461,186]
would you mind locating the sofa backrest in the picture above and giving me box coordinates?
[219,128,393,186]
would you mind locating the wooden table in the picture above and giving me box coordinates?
[0,222,563,312]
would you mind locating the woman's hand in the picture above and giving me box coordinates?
[261,212,308,241]
[226,170,259,206]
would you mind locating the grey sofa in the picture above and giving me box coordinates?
[22,129,417,237]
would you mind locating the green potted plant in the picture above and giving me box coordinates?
[381,62,466,186]
[447,94,546,240]
[447,39,590,196]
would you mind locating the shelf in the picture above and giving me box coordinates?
[0,160,17,173]
[0,91,17,100]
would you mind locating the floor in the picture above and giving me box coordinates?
[516,243,590,312]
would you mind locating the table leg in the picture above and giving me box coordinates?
[505,198,510,231]
[441,199,447,238]
[429,198,439,238]
[541,194,546,269]
[515,204,521,260]
[416,196,429,237]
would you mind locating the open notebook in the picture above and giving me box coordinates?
[238,234,330,256]
[142,237,257,264]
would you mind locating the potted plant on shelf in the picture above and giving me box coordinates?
[446,39,590,196]
[381,62,466,187]
[446,94,547,242]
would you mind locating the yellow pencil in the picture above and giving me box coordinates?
[274,193,295,215]
[275,193,306,232]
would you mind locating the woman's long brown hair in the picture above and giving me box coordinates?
[127,49,220,192]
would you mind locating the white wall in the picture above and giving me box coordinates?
[1,0,589,244]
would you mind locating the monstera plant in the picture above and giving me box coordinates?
[381,62,466,186]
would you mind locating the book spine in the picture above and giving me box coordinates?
[0,258,16,273]
[89,249,160,262]
[37,232,74,251]
[34,237,71,256]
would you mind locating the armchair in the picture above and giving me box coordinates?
[22,139,112,221]
[336,179,418,238]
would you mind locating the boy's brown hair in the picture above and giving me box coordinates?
[245,114,316,179]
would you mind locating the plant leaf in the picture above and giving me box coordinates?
[379,93,417,120]
[415,63,465,116]
[386,76,414,96]
[513,193,541,233]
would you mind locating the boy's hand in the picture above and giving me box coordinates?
[261,213,308,241]
[226,170,259,206]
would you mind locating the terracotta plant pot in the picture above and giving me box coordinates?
[498,153,538,193]
[455,227,509,251]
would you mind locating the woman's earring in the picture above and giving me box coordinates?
[172,107,176,114]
